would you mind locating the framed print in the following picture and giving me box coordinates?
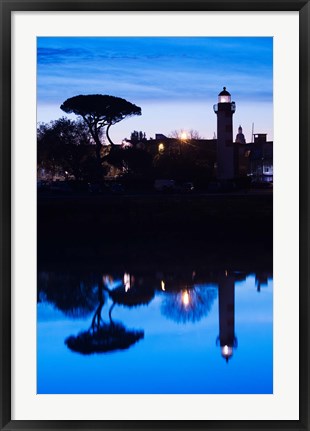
[1,0,309,429]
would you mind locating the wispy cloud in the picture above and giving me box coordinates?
[37,37,273,140]
[37,37,272,103]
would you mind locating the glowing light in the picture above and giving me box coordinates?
[182,290,190,306]
[219,95,231,103]
[158,143,165,153]
[180,131,187,140]
[222,345,233,358]
[103,275,114,285]
[124,273,131,292]
[225,270,228,277]
[161,280,165,291]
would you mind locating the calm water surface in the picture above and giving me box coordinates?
[37,265,273,394]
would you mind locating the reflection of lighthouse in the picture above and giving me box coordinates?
[216,271,238,362]
[213,87,237,180]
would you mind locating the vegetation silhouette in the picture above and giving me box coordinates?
[37,117,105,182]
[60,94,142,163]
[104,146,152,176]
[169,129,202,140]
[38,271,99,318]
[161,285,217,324]
[109,276,155,307]
[65,280,144,355]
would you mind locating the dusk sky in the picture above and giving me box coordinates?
[37,37,273,144]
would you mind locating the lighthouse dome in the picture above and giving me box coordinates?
[218,87,231,103]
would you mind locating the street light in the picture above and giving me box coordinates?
[158,142,165,154]
[180,131,187,141]
[179,131,187,155]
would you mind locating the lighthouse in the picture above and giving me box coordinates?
[213,87,237,180]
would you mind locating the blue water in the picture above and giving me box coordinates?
[37,269,273,394]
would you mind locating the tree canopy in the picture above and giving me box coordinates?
[60,95,142,157]
[37,117,105,181]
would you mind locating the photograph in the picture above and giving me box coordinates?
[36,36,273,395]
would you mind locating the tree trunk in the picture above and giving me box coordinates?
[106,124,115,146]
[92,128,102,164]
[85,120,102,166]
[109,302,116,325]
[95,143,102,164]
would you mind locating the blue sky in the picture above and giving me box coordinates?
[37,37,273,143]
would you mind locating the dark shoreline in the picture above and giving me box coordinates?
[38,192,273,271]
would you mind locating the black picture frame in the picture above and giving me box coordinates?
[1,0,309,429]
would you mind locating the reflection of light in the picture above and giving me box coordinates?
[225,270,228,277]
[124,273,131,292]
[103,275,114,285]
[182,290,190,306]
[222,345,233,358]
[180,131,187,140]
[161,280,165,291]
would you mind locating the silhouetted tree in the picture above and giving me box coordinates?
[169,129,202,140]
[188,129,202,140]
[60,95,142,164]
[37,117,105,181]
[105,146,152,176]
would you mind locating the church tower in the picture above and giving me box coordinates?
[213,87,237,180]
[235,125,246,144]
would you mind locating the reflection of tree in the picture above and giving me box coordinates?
[65,306,144,355]
[65,282,144,355]
[161,286,217,324]
[109,273,155,307]
[38,271,99,318]
[255,271,271,292]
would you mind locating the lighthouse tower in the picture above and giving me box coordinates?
[213,87,237,180]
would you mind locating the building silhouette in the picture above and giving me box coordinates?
[125,87,273,184]
[249,134,273,182]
